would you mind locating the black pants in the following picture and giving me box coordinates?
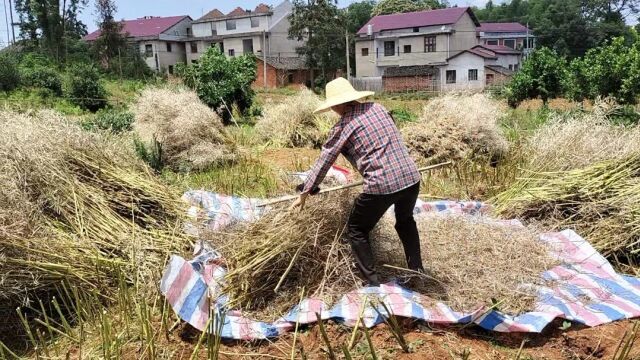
[346,182,423,286]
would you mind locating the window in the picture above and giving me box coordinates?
[168,65,174,75]
[468,69,478,81]
[228,49,235,57]
[190,42,198,53]
[504,39,516,49]
[166,42,172,52]
[486,73,494,85]
[361,47,369,56]
[487,40,498,46]
[384,41,395,56]
[424,36,436,52]
[186,27,192,36]
[211,23,217,36]
[226,20,236,30]
[219,42,224,53]
[191,59,198,64]
[287,72,294,84]
[446,70,456,84]
[403,45,411,54]
[144,44,153,57]
[243,39,254,54]
[509,64,514,71]
[413,27,420,33]
[251,17,260,28]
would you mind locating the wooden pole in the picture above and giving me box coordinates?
[257,161,452,207]
[8,0,14,43]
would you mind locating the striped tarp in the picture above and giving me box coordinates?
[161,194,640,338]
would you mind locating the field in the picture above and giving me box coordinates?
[1,84,640,359]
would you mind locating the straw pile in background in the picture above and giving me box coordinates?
[401,93,509,165]
[493,99,640,261]
[0,110,189,313]
[373,215,556,315]
[132,87,238,172]
[204,191,358,318]
[255,89,337,148]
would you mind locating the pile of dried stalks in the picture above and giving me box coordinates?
[204,192,358,317]
[132,87,237,171]
[255,89,337,148]
[0,110,188,311]
[373,215,556,314]
[401,93,509,164]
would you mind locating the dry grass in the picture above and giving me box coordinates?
[132,87,238,171]
[401,93,509,165]
[525,98,640,172]
[0,110,188,314]
[517,99,544,111]
[203,191,359,319]
[255,89,338,148]
[373,214,557,314]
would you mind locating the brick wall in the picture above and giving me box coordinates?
[254,60,278,88]
[383,75,438,92]
[253,60,311,89]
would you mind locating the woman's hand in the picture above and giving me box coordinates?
[290,193,309,211]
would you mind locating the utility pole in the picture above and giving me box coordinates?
[345,31,350,80]
[263,30,267,89]
[526,22,529,58]
[3,0,10,45]
[8,0,14,43]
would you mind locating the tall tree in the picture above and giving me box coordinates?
[345,1,376,76]
[14,0,88,61]
[371,0,445,16]
[289,0,346,87]
[93,0,126,69]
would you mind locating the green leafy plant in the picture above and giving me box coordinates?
[82,109,134,133]
[66,64,108,112]
[0,53,20,92]
[176,46,257,124]
[506,47,568,107]
[20,65,63,96]
[389,107,418,124]
[134,136,163,172]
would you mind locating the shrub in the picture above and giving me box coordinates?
[177,46,257,124]
[81,108,134,133]
[66,64,108,112]
[20,66,63,96]
[505,47,568,107]
[0,54,20,92]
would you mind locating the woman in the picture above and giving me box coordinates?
[291,77,425,287]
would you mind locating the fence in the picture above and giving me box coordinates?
[350,77,383,92]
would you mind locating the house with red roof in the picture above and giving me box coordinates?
[355,7,530,92]
[187,1,309,88]
[84,15,193,74]
[478,22,536,56]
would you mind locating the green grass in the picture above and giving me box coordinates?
[500,107,551,142]
[0,89,85,116]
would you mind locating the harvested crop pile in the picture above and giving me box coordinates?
[401,93,509,164]
[493,155,640,260]
[255,89,337,148]
[204,192,358,318]
[0,110,188,312]
[132,87,237,171]
[373,215,556,314]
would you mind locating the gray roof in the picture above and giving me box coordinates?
[383,65,442,78]
[485,65,515,76]
[262,56,308,70]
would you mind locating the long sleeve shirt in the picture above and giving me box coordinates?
[303,102,421,195]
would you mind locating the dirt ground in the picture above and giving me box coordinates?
[146,318,640,359]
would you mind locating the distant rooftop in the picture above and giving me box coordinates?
[195,3,272,23]
[479,22,531,33]
[84,15,190,41]
[357,7,479,35]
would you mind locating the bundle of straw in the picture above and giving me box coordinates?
[255,89,337,148]
[401,93,509,165]
[0,110,189,310]
[132,87,238,171]
[373,214,556,314]
[493,155,640,259]
[205,192,358,317]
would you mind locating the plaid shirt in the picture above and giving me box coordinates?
[303,102,421,195]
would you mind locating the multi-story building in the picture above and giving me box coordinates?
[478,22,536,56]
[186,1,309,88]
[84,15,193,74]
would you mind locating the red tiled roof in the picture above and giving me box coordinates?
[227,7,246,16]
[357,7,479,35]
[255,4,271,13]
[480,44,521,55]
[199,9,224,21]
[84,15,189,41]
[478,22,530,33]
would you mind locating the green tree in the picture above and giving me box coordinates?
[14,0,88,61]
[0,53,20,92]
[177,46,257,124]
[66,63,108,112]
[345,1,376,76]
[505,47,568,106]
[371,0,444,16]
[289,0,346,88]
[92,0,126,70]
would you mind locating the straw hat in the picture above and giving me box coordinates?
[313,77,375,114]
